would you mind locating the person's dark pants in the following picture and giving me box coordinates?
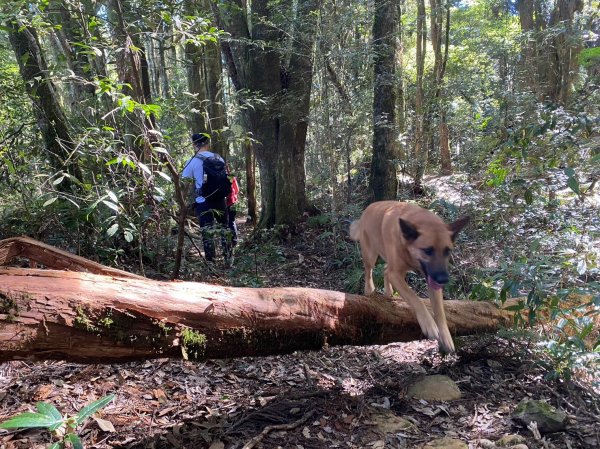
[227,206,238,247]
[195,198,230,262]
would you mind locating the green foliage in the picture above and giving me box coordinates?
[579,47,600,68]
[180,327,207,360]
[0,395,115,449]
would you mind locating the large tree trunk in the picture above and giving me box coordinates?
[275,0,318,222]
[48,1,96,115]
[0,238,520,364]
[215,0,313,227]
[185,0,229,157]
[7,20,84,188]
[517,0,583,104]
[369,0,399,202]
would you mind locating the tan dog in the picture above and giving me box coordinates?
[349,201,469,353]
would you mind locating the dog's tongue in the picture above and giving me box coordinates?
[427,276,444,291]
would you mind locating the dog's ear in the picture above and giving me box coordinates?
[448,216,470,241]
[399,218,419,242]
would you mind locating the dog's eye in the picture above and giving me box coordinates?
[444,247,451,257]
[422,247,434,256]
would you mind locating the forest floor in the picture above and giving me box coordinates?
[1,176,599,449]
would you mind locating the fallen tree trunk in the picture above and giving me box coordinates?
[0,236,143,279]
[0,265,521,363]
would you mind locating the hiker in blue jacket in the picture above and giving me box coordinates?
[182,133,232,263]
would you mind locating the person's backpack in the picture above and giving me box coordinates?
[195,154,232,200]
[227,175,240,207]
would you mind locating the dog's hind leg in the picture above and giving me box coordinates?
[386,271,440,342]
[428,287,455,353]
[363,258,376,295]
[359,238,378,295]
[383,265,393,297]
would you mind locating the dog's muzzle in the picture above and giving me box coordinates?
[420,262,448,291]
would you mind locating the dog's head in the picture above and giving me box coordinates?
[400,215,470,291]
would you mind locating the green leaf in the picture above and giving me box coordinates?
[0,412,61,429]
[138,163,151,175]
[157,172,172,182]
[48,442,63,449]
[124,231,133,242]
[504,303,525,312]
[75,394,115,426]
[564,167,575,178]
[36,402,62,421]
[43,197,58,207]
[102,200,120,212]
[567,176,580,195]
[52,176,65,186]
[106,223,119,237]
[64,433,84,449]
[107,190,119,203]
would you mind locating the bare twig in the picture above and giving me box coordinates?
[242,409,315,449]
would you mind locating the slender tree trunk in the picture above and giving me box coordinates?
[108,0,157,160]
[397,1,406,136]
[158,33,171,99]
[369,0,399,202]
[145,39,158,97]
[414,0,427,192]
[199,0,229,158]
[244,139,258,226]
[440,118,452,175]
[184,0,205,130]
[7,20,83,187]
[435,0,452,175]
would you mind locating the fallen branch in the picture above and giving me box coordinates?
[242,409,316,449]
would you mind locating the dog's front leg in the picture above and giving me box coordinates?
[386,272,440,342]
[428,287,455,354]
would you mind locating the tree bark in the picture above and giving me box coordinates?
[413,0,427,192]
[369,0,399,202]
[215,0,314,227]
[0,265,520,364]
[48,1,96,114]
[185,0,229,157]
[7,19,84,188]
[244,139,258,226]
[517,0,583,104]
[0,237,525,364]
[439,119,452,175]
[108,0,156,159]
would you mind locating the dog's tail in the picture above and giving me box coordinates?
[349,219,361,241]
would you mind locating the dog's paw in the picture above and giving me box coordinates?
[417,316,440,342]
[437,332,455,354]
